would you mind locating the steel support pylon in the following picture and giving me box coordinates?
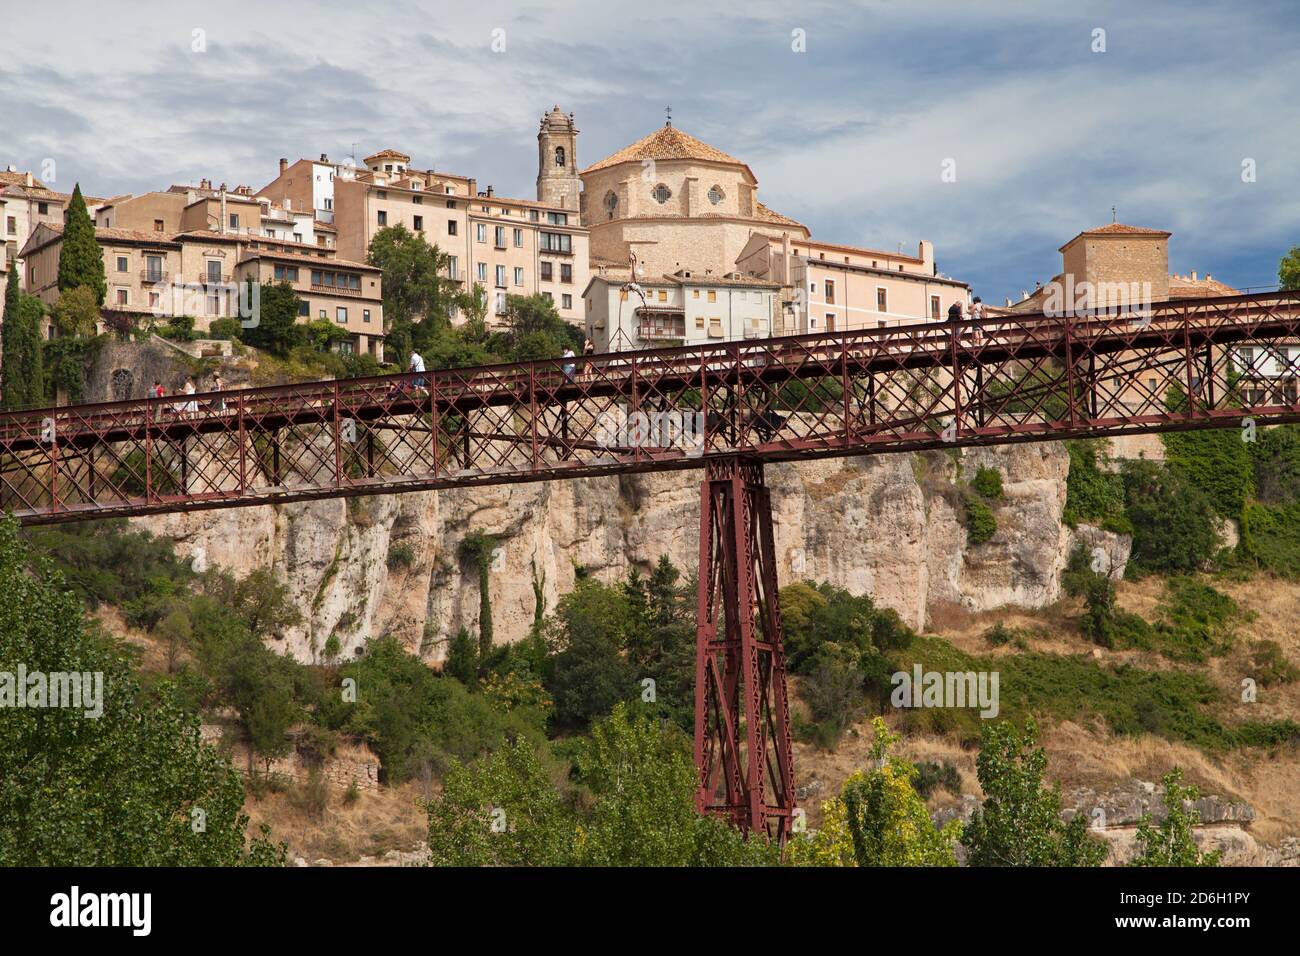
[694,455,796,844]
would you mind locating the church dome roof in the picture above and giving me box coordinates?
[582,125,745,174]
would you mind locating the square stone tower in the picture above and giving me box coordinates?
[537,106,581,211]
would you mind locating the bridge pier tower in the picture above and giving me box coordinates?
[694,456,796,845]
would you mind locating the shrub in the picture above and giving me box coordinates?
[972,466,1003,499]
[1122,460,1219,572]
[965,496,997,544]
[208,317,243,340]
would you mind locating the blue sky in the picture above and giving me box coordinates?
[3,0,1298,303]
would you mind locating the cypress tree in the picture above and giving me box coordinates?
[15,295,46,407]
[1,265,23,409]
[57,184,106,306]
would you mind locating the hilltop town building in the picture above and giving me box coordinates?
[584,266,781,351]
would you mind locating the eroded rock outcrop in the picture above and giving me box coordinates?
[135,440,1119,665]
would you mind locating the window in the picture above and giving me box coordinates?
[476,223,487,242]
[539,232,571,253]
[560,263,572,284]
[824,280,835,304]
[153,219,165,232]
[116,288,128,306]
[540,261,553,281]
[337,307,347,324]
[413,195,423,204]
[495,265,506,288]
[707,290,717,303]
[657,290,668,303]
[149,291,160,308]
[494,225,505,248]
[651,184,671,204]
[708,185,724,205]
[145,255,164,282]
[930,295,941,320]
[320,310,328,320]
[298,301,310,317]
[116,256,128,272]
[555,146,566,167]
[541,291,552,303]
[37,202,48,215]
[5,217,15,235]
[496,292,508,313]
[477,262,488,282]
[447,256,458,279]
[513,228,523,247]
[562,294,572,309]
[206,260,223,282]
[377,190,388,199]
[363,309,371,324]
[604,191,618,219]
[274,265,299,281]
[229,214,240,229]
[692,289,700,299]
[207,292,221,315]
[324,198,333,210]
[547,212,568,225]
[514,267,524,286]
[377,210,387,226]
[696,316,705,329]
[708,317,723,338]
[529,210,539,222]
[413,215,423,231]
[877,288,888,312]
[448,220,457,235]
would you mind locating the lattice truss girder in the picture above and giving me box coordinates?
[4,292,1300,523]
[693,456,795,843]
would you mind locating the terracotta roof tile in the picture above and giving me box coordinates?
[583,125,745,174]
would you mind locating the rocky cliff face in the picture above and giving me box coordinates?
[135,440,1124,665]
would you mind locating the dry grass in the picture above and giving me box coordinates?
[244,777,428,865]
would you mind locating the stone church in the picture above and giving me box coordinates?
[537,109,810,278]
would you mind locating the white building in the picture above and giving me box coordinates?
[584,266,781,351]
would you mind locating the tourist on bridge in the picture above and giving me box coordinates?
[210,373,226,413]
[562,347,576,382]
[408,350,426,390]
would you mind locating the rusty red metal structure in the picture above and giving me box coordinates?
[5,289,1300,841]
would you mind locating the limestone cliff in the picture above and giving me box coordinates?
[134,440,1127,665]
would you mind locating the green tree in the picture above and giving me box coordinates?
[13,293,46,407]
[1279,244,1300,291]
[50,285,100,338]
[367,225,461,361]
[57,184,106,306]
[1122,459,1219,572]
[1,264,24,408]
[489,293,582,361]
[240,280,302,357]
[445,627,479,685]
[833,718,959,866]
[573,704,778,866]
[458,531,498,665]
[961,719,1107,867]
[1129,768,1221,867]
[426,735,574,866]
[0,517,283,865]
[544,579,638,727]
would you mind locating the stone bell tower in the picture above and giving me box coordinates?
[536,105,580,212]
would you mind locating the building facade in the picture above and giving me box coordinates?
[257,137,590,329]
[736,234,969,334]
[584,266,780,352]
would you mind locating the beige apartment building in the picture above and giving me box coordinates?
[1,166,115,291]
[584,265,781,351]
[19,221,384,356]
[736,234,969,334]
[257,131,590,328]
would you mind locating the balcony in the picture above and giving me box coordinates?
[140,270,169,284]
[198,272,232,284]
[312,283,362,297]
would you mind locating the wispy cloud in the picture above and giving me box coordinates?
[1,0,1297,300]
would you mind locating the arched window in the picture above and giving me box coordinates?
[554,146,565,168]
[652,183,672,204]
[708,185,724,205]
